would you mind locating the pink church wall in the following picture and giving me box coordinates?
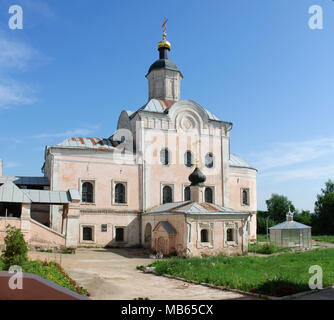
[54,154,140,211]
[229,167,257,240]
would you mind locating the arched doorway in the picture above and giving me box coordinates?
[144,223,152,249]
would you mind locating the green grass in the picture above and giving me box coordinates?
[150,248,334,297]
[312,235,334,243]
[0,259,88,296]
[256,234,270,242]
[248,243,291,254]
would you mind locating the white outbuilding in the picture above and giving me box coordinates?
[269,212,312,249]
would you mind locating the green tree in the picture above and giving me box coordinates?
[294,210,312,226]
[265,194,295,222]
[1,225,28,271]
[314,180,334,234]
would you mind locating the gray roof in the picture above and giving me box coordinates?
[129,99,221,121]
[24,189,71,204]
[68,189,81,201]
[0,181,76,205]
[229,154,256,170]
[0,182,32,203]
[147,201,249,216]
[154,221,177,234]
[0,176,50,186]
[147,59,182,76]
[270,221,311,230]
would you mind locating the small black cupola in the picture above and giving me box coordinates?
[188,164,206,187]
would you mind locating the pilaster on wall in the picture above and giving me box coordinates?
[221,135,230,207]
[65,202,80,248]
[21,203,31,242]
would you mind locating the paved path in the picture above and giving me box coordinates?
[29,248,252,300]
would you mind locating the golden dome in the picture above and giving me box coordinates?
[158,32,171,50]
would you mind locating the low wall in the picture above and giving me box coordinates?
[29,219,65,247]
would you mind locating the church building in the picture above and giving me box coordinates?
[0,28,257,256]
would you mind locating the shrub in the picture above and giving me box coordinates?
[1,225,28,270]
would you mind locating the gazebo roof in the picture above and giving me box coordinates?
[269,220,311,230]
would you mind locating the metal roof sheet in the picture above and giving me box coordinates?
[0,176,50,186]
[229,154,256,170]
[129,99,222,121]
[147,201,249,215]
[269,221,311,230]
[154,221,177,234]
[0,182,32,203]
[69,189,81,201]
[24,190,71,204]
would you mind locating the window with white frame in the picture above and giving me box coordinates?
[81,181,94,203]
[81,225,94,242]
[205,153,214,168]
[226,228,234,241]
[113,182,127,204]
[205,187,213,203]
[241,188,250,206]
[160,148,169,165]
[184,151,193,167]
[201,229,209,243]
[162,185,173,204]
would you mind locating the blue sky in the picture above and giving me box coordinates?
[0,0,333,212]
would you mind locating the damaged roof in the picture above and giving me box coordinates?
[56,137,118,150]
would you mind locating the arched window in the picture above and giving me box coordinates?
[162,186,173,204]
[160,148,169,165]
[184,151,193,167]
[115,183,126,204]
[205,153,214,168]
[242,189,249,205]
[227,228,234,241]
[82,182,94,203]
[184,186,191,201]
[201,229,209,242]
[205,187,213,203]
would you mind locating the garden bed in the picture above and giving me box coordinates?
[148,248,334,297]
[0,259,88,296]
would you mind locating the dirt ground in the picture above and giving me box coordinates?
[28,248,252,300]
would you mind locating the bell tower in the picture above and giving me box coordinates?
[146,19,183,102]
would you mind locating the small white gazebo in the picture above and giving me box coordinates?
[269,211,312,249]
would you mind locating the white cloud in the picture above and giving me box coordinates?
[4,161,20,169]
[0,36,39,72]
[0,30,49,109]
[0,80,36,108]
[260,164,334,182]
[31,126,101,139]
[249,137,334,170]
